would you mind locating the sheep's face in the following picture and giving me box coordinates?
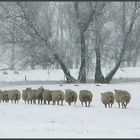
[26,88,31,91]
[114,89,121,94]
[38,87,44,91]
[114,89,118,93]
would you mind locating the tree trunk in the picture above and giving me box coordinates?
[53,53,76,83]
[75,55,79,69]
[105,48,125,83]
[94,16,105,83]
[105,61,121,83]
[95,47,106,83]
[55,62,60,69]
[132,47,139,67]
[67,59,73,69]
[78,33,86,83]
[126,45,132,67]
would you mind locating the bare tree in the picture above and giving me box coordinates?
[15,2,76,83]
[74,2,97,83]
[104,2,140,83]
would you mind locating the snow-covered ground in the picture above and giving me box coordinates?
[1,67,140,82]
[0,67,140,138]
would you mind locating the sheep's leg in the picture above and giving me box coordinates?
[44,100,46,104]
[57,101,59,105]
[14,100,16,104]
[48,101,50,105]
[108,103,110,108]
[121,102,123,108]
[88,102,90,107]
[41,99,43,105]
[105,104,107,108]
[85,102,87,107]
[81,102,83,106]
[61,100,63,106]
[125,102,127,108]
[123,102,126,109]
[118,102,120,108]
[53,100,55,105]
[123,102,127,108]
[68,102,71,105]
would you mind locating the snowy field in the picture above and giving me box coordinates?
[1,67,140,82]
[0,67,140,138]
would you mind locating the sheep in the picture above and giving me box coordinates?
[8,90,21,103]
[26,88,37,104]
[42,89,52,105]
[114,89,131,109]
[65,89,77,106]
[100,92,115,108]
[36,86,44,104]
[27,88,37,104]
[0,90,9,103]
[79,90,93,107]
[51,90,64,106]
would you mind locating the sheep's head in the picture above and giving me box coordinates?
[114,89,120,94]
[114,89,117,92]
[26,87,32,91]
[38,86,44,91]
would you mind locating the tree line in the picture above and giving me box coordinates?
[0,2,140,83]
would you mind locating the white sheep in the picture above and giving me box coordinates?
[8,90,21,103]
[26,88,37,104]
[100,92,115,108]
[79,90,93,107]
[114,89,131,109]
[0,90,9,103]
[65,89,77,106]
[51,90,64,106]
[42,89,52,104]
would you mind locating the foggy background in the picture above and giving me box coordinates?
[0,2,140,83]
